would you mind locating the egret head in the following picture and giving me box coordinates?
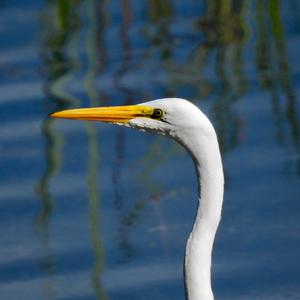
[50,98,213,144]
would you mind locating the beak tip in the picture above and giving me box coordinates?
[49,112,58,118]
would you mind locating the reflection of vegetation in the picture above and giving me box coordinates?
[136,136,181,195]
[270,0,300,150]
[84,0,108,299]
[37,3,300,299]
[144,0,174,60]
[112,0,141,262]
[36,2,84,299]
[41,0,81,105]
[36,119,62,228]
[256,0,300,175]
[36,122,58,299]
[37,0,82,231]
[120,136,184,261]
[86,123,108,300]
[145,0,249,153]
[196,1,249,153]
[110,129,132,263]
[213,43,245,153]
[113,0,136,101]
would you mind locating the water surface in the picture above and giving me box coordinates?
[0,1,300,299]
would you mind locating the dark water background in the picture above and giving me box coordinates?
[1,1,300,299]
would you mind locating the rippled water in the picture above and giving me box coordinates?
[1,1,300,299]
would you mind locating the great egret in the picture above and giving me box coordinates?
[51,98,224,300]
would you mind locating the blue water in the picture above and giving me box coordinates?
[1,1,300,299]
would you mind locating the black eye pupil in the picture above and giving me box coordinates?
[152,109,163,119]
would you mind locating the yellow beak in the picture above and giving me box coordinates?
[50,105,154,123]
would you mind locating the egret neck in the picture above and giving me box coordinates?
[181,125,224,300]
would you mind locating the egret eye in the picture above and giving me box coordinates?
[151,108,164,119]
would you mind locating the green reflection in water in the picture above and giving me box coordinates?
[36,119,62,229]
[256,0,300,176]
[36,2,300,298]
[84,0,108,299]
[157,0,250,155]
[146,0,174,60]
[111,0,180,263]
[112,0,140,262]
[41,0,82,105]
[36,117,63,300]
[35,121,59,300]
[269,0,300,149]
[136,136,181,195]
[207,0,249,153]
[36,1,84,299]
[38,0,82,224]
[38,0,83,226]
[85,121,108,300]
[113,0,136,101]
